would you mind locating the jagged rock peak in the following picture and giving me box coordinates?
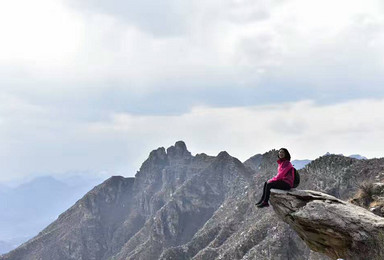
[102,175,133,186]
[243,154,263,171]
[85,176,134,198]
[166,141,192,159]
[148,147,167,160]
[270,189,384,260]
[138,147,169,174]
[304,152,357,170]
[261,149,279,161]
[217,151,231,159]
[244,153,263,163]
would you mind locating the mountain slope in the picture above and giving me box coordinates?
[0,175,103,251]
[1,176,136,260]
[2,142,384,260]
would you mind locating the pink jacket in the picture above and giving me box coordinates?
[268,159,294,188]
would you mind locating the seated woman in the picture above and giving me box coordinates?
[256,148,294,208]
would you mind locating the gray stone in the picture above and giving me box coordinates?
[270,189,384,260]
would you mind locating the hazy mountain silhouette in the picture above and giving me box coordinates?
[0,175,102,254]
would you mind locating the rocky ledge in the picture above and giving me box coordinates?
[270,189,384,260]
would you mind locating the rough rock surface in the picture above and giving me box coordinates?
[270,189,384,260]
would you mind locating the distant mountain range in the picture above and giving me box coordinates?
[0,242,12,257]
[292,153,367,170]
[323,152,367,160]
[348,154,368,160]
[1,142,381,260]
[291,159,312,169]
[0,175,103,254]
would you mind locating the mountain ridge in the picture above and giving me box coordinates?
[2,142,384,260]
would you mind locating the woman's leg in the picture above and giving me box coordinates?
[258,181,290,207]
[256,182,268,205]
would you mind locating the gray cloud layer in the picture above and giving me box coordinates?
[66,0,275,36]
[1,0,384,182]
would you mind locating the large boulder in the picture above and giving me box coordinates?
[270,189,384,260]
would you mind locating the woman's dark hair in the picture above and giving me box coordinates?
[279,148,291,161]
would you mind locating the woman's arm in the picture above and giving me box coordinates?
[268,161,292,183]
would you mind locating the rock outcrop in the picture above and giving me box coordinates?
[270,189,384,260]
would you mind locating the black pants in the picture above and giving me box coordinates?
[258,181,291,204]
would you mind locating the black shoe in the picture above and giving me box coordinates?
[257,202,269,208]
[255,201,263,206]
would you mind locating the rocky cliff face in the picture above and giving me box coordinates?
[2,142,384,260]
[270,189,384,260]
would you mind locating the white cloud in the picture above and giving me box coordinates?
[84,98,384,172]
[2,0,383,93]
[1,94,384,182]
[0,0,84,66]
[1,0,384,182]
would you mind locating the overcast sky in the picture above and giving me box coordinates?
[1,0,384,183]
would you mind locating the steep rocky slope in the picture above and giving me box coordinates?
[1,176,136,260]
[2,142,384,260]
[298,154,384,200]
